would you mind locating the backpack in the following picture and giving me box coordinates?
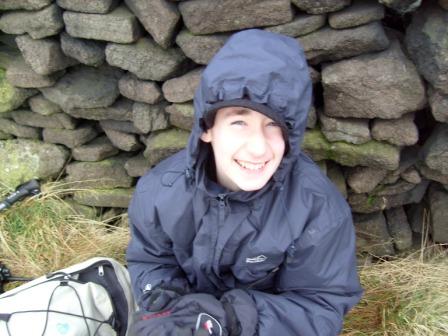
[0,257,137,336]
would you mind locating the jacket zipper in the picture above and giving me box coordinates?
[209,194,226,277]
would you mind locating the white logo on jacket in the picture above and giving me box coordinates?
[245,255,267,263]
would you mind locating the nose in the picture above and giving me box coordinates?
[246,129,268,157]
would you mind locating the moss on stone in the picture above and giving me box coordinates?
[73,188,134,208]
[149,128,190,149]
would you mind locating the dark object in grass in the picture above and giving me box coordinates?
[0,179,40,212]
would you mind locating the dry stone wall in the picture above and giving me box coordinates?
[0,0,447,256]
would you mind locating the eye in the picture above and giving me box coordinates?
[267,121,281,127]
[230,120,246,126]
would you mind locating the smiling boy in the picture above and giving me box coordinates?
[127,29,363,336]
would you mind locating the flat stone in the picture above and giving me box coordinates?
[10,109,77,129]
[165,103,194,131]
[73,188,134,208]
[372,179,417,196]
[382,147,419,185]
[118,73,162,104]
[0,138,69,188]
[0,69,37,113]
[428,183,448,243]
[400,167,421,184]
[100,119,141,134]
[175,30,229,65]
[63,6,141,44]
[106,37,188,81]
[348,180,429,213]
[132,102,169,134]
[103,127,142,152]
[143,128,190,166]
[298,21,389,64]
[0,131,13,140]
[0,118,40,139]
[162,67,203,103]
[72,135,119,162]
[322,39,426,119]
[379,0,422,14]
[0,45,20,69]
[43,124,98,148]
[303,129,400,170]
[40,65,121,110]
[60,32,105,67]
[309,66,321,84]
[384,206,413,251]
[179,0,293,35]
[353,211,395,256]
[265,13,326,37]
[319,112,371,144]
[292,0,350,14]
[405,201,427,234]
[326,162,347,198]
[0,0,52,11]
[371,113,419,146]
[0,4,64,39]
[417,162,448,185]
[124,153,151,177]
[428,87,448,123]
[66,155,133,189]
[15,34,78,75]
[28,94,62,115]
[57,0,119,14]
[405,3,448,94]
[347,166,388,194]
[66,98,133,121]
[421,123,448,175]
[124,0,180,48]
[329,0,385,29]
[6,57,63,88]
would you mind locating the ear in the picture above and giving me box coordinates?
[200,130,212,143]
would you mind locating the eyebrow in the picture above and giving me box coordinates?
[223,108,251,117]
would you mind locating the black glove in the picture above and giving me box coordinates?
[142,288,181,312]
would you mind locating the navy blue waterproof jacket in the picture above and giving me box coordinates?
[127,29,363,335]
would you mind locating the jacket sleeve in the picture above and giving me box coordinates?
[227,207,363,336]
[126,177,191,308]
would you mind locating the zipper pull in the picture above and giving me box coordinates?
[98,265,104,277]
[217,194,226,207]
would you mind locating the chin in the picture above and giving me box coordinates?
[235,179,270,192]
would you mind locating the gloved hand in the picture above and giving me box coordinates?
[131,293,228,336]
[141,288,181,312]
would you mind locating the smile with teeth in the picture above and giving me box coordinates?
[235,159,267,171]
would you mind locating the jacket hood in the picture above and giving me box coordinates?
[186,29,312,184]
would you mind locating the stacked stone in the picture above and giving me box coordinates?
[0,0,447,255]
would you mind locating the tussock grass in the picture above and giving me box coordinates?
[0,181,129,282]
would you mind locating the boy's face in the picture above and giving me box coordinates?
[200,106,286,191]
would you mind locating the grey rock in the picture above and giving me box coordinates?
[125,153,151,177]
[428,87,448,123]
[106,37,188,81]
[348,180,429,213]
[103,127,142,152]
[6,57,63,88]
[162,67,203,103]
[319,112,371,144]
[405,201,428,233]
[292,0,351,14]
[57,0,119,14]
[11,109,77,129]
[124,0,180,48]
[307,105,317,129]
[385,206,413,251]
[405,3,448,94]
[298,21,390,64]
[326,162,347,198]
[428,183,448,243]
[72,136,119,162]
[309,66,321,84]
[0,71,37,113]
[265,13,326,37]
[15,34,78,75]
[373,179,417,196]
[175,30,229,65]
[165,103,194,131]
[43,124,98,148]
[60,32,105,67]
[63,6,141,44]
[347,166,388,194]
[0,0,52,11]
[118,73,162,104]
[371,113,419,146]
[0,131,13,140]
[73,188,134,208]
[421,123,448,175]
[0,4,64,39]
[100,119,141,134]
[55,114,78,130]
[40,65,121,110]
[0,45,20,69]
[353,212,395,256]
[143,128,190,166]
[66,98,133,121]
[132,102,169,134]
[0,118,40,139]
[66,155,133,189]
[329,0,384,29]
[417,162,448,185]
[0,139,69,189]
[29,94,62,116]
[400,167,421,184]
[379,0,422,14]
[382,146,419,184]
[179,0,293,35]
[322,39,426,119]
